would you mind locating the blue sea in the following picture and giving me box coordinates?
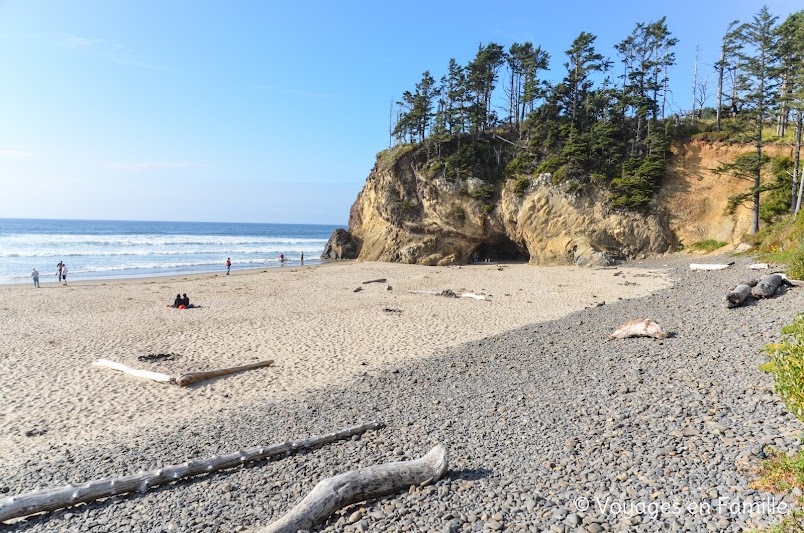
[0,218,340,284]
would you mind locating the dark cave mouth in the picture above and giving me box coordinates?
[472,237,529,262]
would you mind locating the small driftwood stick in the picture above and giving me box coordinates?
[752,274,784,299]
[92,359,174,383]
[260,445,448,533]
[725,279,758,309]
[176,360,274,387]
[362,278,387,284]
[0,421,385,523]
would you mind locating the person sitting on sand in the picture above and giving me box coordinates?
[173,294,183,308]
[181,293,192,308]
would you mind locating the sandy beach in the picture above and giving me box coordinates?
[4,257,804,532]
[0,262,669,466]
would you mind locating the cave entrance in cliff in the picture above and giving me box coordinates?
[472,237,529,263]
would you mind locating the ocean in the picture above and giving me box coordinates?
[0,218,340,284]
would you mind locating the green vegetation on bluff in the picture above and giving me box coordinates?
[387,7,804,224]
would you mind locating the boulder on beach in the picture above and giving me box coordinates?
[321,229,360,260]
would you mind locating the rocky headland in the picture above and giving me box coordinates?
[324,140,791,267]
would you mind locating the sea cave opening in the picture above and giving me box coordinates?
[472,236,529,263]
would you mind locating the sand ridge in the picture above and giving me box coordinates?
[0,261,670,465]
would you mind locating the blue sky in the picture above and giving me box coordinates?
[0,0,799,225]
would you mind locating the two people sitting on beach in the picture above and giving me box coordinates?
[171,293,194,309]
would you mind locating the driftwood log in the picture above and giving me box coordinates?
[690,262,735,271]
[362,278,387,284]
[176,361,275,387]
[725,279,758,308]
[92,359,173,383]
[260,445,448,533]
[93,359,274,387]
[752,274,785,299]
[0,422,385,523]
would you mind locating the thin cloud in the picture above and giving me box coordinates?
[0,150,33,158]
[106,162,208,170]
[60,34,104,48]
[105,53,163,71]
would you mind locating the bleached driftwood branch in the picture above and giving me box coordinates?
[260,445,448,533]
[748,263,770,270]
[407,290,488,300]
[0,421,385,523]
[176,361,275,387]
[92,359,274,387]
[92,359,173,383]
[689,263,734,271]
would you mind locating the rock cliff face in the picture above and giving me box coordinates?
[326,140,782,266]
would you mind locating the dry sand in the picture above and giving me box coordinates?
[0,261,670,466]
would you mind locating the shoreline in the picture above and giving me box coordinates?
[0,260,337,289]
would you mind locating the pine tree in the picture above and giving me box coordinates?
[738,5,781,233]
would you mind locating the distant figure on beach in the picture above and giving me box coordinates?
[173,294,183,308]
[300,251,304,265]
[57,261,63,282]
[31,268,40,288]
[182,293,193,308]
[61,264,68,284]
[226,257,231,275]
[280,253,285,265]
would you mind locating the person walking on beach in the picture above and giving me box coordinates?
[226,257,231,275]
[280,253,285,265]
[57,261,63,282]
[61,264,68,285]
[300,251,304,264]
[31,268,40,288]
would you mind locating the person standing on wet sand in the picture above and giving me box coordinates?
[31,268,40,288]
[61,264,68,285]
[226,257,231,275]
[57,261,63,282]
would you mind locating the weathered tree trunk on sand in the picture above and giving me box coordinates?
[0,422,385,523]
[93,359,274,387]
[92,359,174,383]
[725,279,758,308]
[362,278,387,284]
[176,360,274,387]
[260,445,448,533]
[752,274,784,299]
[689,263,735,271]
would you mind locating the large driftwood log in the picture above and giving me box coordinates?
[725,279,758,309]
[92,359,174,383]
[0,422,385,523]
[93,359,274,387]
[176,360,274,387]
[752,274,784,299]
[690,263,735,271]
[260,445,448,533]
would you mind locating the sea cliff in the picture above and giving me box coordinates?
[325,140,791,266]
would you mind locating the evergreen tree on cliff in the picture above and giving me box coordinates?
[737,5,780,233]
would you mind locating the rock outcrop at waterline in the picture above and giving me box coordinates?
[322,140,767,266]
